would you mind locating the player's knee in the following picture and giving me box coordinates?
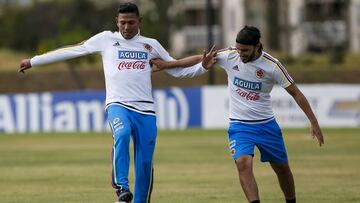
[139,159,153,171]
[113,128,131,143]
[272,163,292,176]
[235,156,252,172]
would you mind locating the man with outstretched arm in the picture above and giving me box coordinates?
[19,2,216,203]
[152,25,324,203]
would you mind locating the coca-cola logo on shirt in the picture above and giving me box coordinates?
[235,89,260,101]
[118,61,146,70]
[117,50,148,70]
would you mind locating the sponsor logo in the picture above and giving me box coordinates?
[112,117,124,132]
[0,88,199,132]
[118,61,146,70]
[113,42,121,47]
[229,140,236,148]
[231,148,236,155]
[229,140,236,155]
[256,69,264,78]
[329,97,360,120]
[233,77,261,90]
[118,50,148,60]
[144,43,152,52]
[235,89,260,101]
[153,87,191,129]
[0,93,108,133]
[232,65,239,71]
[113,117,120,125]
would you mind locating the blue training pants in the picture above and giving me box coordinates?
[107,104,157,203]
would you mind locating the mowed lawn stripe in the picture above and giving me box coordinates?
[0,129,359,203]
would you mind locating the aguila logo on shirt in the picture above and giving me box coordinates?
[256,69,264,78]
[233,77,262,90]
[118,50,148,60]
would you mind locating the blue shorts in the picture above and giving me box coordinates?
[228,118,288,163]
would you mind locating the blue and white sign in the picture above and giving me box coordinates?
[0,87,202,133]
[1,84,360,133]
[154,87,201,129]
[0,91,107,133]
[118,51,148,60]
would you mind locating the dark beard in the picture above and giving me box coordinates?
[241,50,256,63]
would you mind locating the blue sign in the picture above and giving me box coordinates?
[233,77,262,90]
[0,87,202,133]
[118,51,148,60]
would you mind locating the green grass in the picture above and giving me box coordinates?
[0,129,359,203]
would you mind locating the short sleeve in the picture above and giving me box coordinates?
[215,48,232,69]
[272,61,294,88]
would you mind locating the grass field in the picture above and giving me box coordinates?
[0,128,359,203]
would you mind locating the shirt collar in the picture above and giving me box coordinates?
[250,51,264,63]
[118,30,140,41]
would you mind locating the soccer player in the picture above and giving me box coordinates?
[18,3,215,203]
[152,25,324,203]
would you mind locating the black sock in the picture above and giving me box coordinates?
[286,198,296,203]
[250,200,260,203]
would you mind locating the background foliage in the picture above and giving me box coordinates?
[0,0,171,54]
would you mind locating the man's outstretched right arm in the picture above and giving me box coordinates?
[18,42,91,73]
[18,31,107,73]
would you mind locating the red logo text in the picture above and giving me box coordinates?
[235,89,260,101]
[118,61,146,70]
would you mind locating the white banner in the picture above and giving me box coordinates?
[202,86,229,128]
[1,84,359,132]
[0,88,203,133]
[202,84,360,128]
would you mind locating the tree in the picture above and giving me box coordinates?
[140,0,173,49]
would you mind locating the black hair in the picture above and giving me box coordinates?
[236,25,261,45]
[118,2,139,16]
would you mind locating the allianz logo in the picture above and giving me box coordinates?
[0,93,109,133]
[0,89,190,132]
[153,87,189,129]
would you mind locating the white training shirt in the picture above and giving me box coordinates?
[31,31,207,115]
[216,48,294,121]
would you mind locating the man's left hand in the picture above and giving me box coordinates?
[150,58,167,72]
[202,45,217,69]
[311,123,324,147]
